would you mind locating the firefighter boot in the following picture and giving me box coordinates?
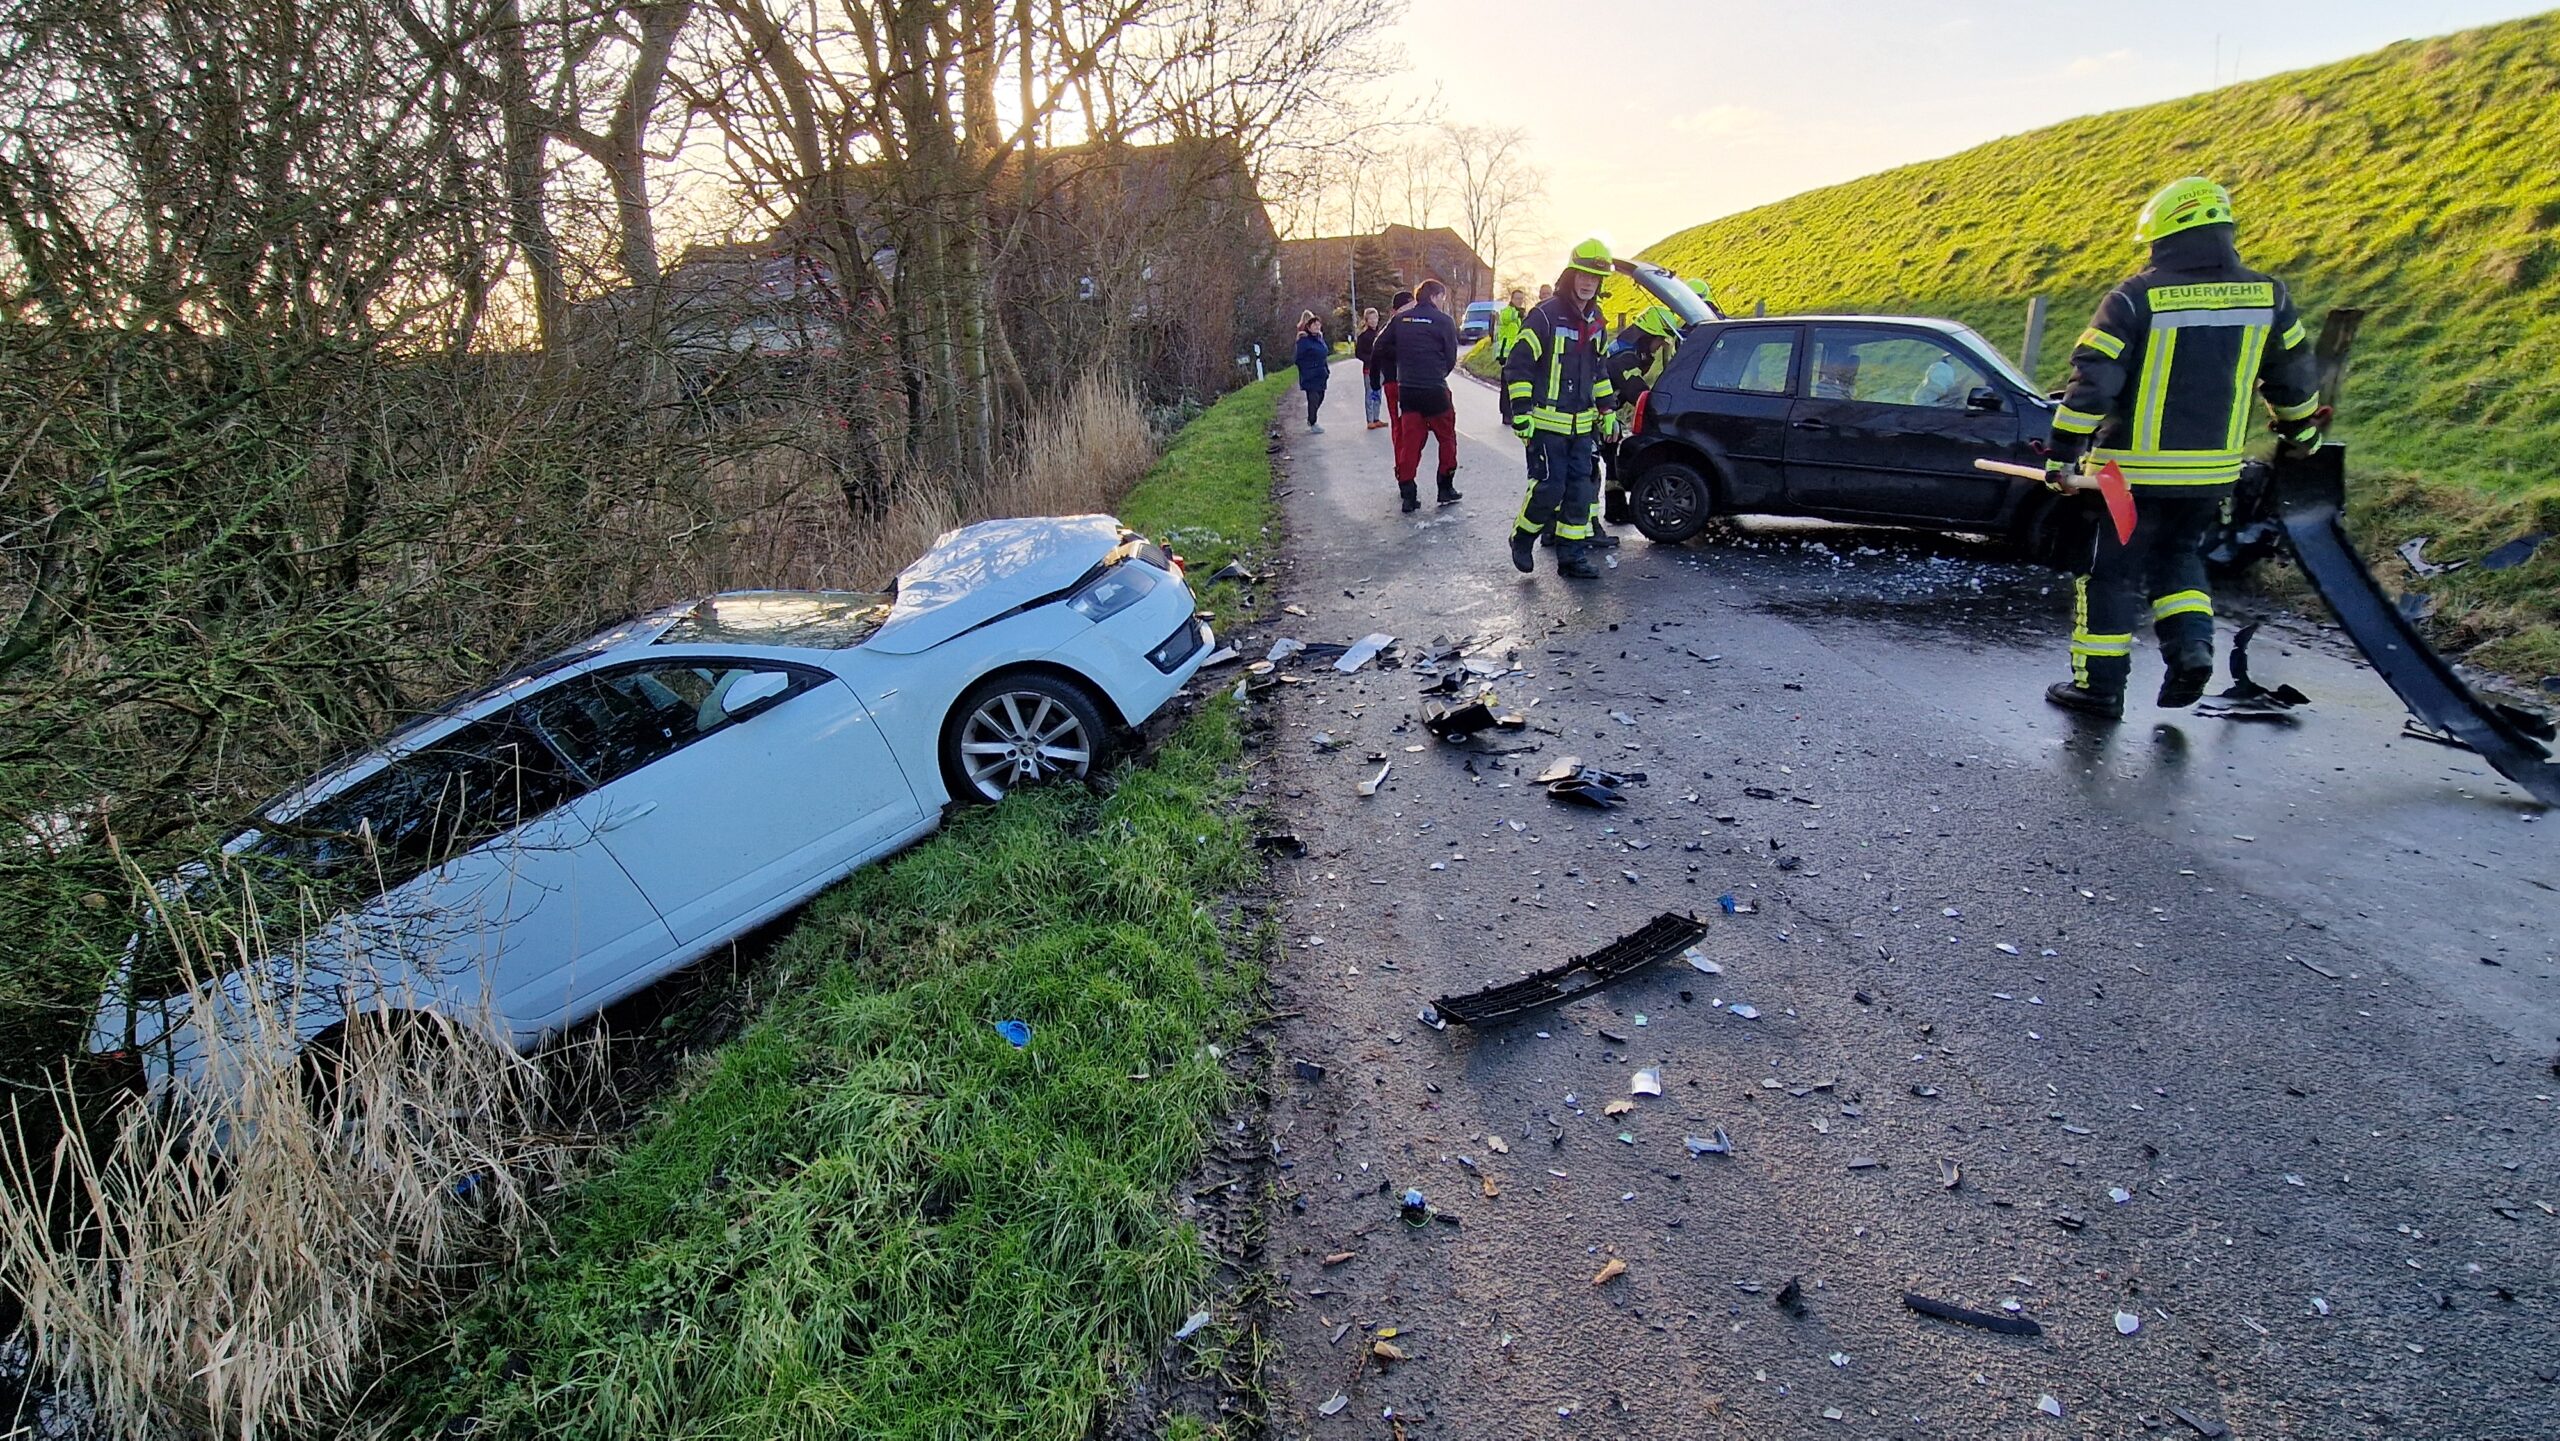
[1399,481,1420,514]
[2044,680,2124,720]
[1509,529,1537,574]
[1436,472,1463,505]
[2157,642,2214,708]
[1557,544,1602,580]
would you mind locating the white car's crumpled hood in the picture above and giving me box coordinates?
[865,514,1125,654]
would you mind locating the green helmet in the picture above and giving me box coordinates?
[2135,177,2235,244]
[1567,237,1614,276]
[1634,305,1680,340]
[1684,277,1715,304]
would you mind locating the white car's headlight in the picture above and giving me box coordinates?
[1068,562,1160,622]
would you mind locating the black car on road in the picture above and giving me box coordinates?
[1613,310,2070,555]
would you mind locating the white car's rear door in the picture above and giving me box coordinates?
[523,659,920,947]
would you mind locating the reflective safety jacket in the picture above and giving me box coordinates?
[1495,303,1524,356]
[1603,333,1677,403]
[1502,295,1615,436]
[2049,226,2320,489]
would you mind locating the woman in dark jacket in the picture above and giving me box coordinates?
[1293,312,1330,432]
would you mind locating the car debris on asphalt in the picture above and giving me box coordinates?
[1903,1291,2041,1336]
[1335,632,1396,673]
[1424,912,1710,1028]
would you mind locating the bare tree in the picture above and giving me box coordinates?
[1445,123,1542,293]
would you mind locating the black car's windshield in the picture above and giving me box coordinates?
[1946,324,2037,393]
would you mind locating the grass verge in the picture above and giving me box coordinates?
[382,374,1291,1440]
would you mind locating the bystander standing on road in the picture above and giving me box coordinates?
[1292,312,1331,433]
[1353,307,1386,429]
[1373,289,1414,432]
[1387,280,1463,514]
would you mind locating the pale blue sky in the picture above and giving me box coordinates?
[1382,0,2556,279]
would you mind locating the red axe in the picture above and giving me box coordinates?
[1974,457,2137,544]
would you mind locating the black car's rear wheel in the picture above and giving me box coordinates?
[1631,461,1714,544]
[943,672,1109,804]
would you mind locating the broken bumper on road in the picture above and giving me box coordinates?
[1424,912,1710,1029]
[2275,443,2560,805]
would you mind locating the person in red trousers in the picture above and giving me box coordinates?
[1385,279,1463,513]
[1372,289,1414,429]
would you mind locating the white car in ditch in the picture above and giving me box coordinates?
[92,515,1214,1088]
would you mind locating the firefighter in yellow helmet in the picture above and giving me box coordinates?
[1503,238,1619,578]
[1593,304,1685,539]
[2044,177,2325,720]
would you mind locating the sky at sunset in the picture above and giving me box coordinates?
[1365,0,2554,278]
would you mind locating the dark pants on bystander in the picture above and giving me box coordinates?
[1303,383,1325,427]
[2070,488,2223,696]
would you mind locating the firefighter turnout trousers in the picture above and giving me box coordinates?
[2070,491,2223,697]
[1516,433,1598,554]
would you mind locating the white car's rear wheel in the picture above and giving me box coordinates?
[944,673,1109,804]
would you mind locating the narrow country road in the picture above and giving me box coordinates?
[1249,357,2559,1440]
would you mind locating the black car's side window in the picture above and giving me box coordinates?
[255,719,582,894]
[1693,330,1797,395]
[1808,328,1988,408]
[525,661,817,787]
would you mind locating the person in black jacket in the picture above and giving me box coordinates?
[1372,289,1414,429]
[1353,307,1386,429]
[1292,312,1330,432]
[2043,177,2325,720]
[1386,279,1464,513]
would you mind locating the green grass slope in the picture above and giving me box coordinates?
[1640,12,2560,676]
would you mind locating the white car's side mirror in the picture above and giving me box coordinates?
[721,670,793,717]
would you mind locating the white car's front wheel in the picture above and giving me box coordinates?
[943,673,1109,804]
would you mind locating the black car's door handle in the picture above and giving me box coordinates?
[1790,418,1829,431]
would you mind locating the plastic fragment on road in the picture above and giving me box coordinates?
[2197,623,2310,721]
[1424,700,1497,740]
[1318,1393,1349,1417]
[1266,637,1306,663]
[1335,632,1395,673]
[1684,947,1722,974]
[1903,1291,2041,1336]
[1592,1257,1627,1285]
[2116,1310,2141,1335]
[1371,1338,1407,1364]
[1174,1310,1212,1341]
[1196,645,1240,668]
[1718,893,1755,915]
[2109,1186,2133,1204]
[1399,1188,1429,1227]
[1939,1158,1962,1190]
[1207,559,1256,583]
[1425,911,1710,1028]
[1605,1099,1635,1117]
[1631,1067,1662,1096]
[992,1020,1032,1047]
[1685,1129,1733,1156]
[1355,762,1392,797]
[2038,1395,2064,1418]
[2168,1403,2231,1438]
[1545,764,1643,809]
[1292,1059,1326,1082]
[1729,1004,1760,1020]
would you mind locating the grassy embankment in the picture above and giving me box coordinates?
[1637,11,2560,678]
[385,376,1291,1440]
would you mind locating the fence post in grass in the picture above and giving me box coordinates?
[2019,295,2049,381]
[1752,299,1766,317]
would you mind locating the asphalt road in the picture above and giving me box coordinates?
[1249,360,2559,1440]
